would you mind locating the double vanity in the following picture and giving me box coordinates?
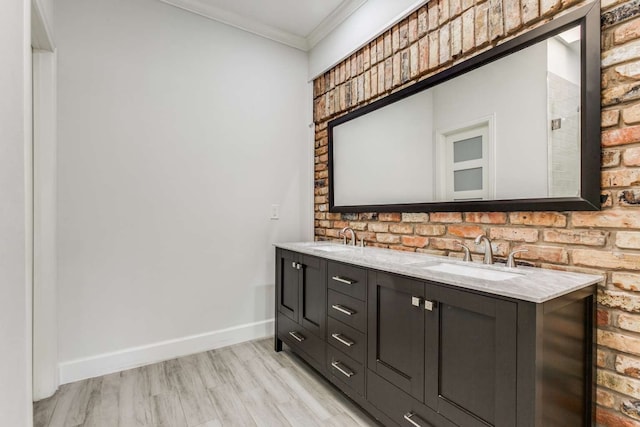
[274,241,600,427]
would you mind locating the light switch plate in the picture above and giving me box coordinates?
[270,204,280,220]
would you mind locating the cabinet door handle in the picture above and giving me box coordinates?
[424,300,436,311]
[403,412,427,427]
[288,331,305,342]
[331,333,354,347]
[296,263,302,270]
[331,304,355,316]
[411,296,423,307]
[331,361,355,378]
[331,275,355,285]
[291,261,296,268]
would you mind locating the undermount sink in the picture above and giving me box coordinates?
[313,245,356,252]
[423,263,523,281]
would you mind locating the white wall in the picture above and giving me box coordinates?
[0,0,33,425]
[56,0,311,382]
[309,0,427,79]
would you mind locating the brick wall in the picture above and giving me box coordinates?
[312,0,640,424]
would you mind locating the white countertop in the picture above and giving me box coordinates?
[275,242,601,303]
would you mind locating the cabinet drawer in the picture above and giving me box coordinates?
[367,371,456,427]
[328,261,367,300]
[328,290,366,332]
[277,313,325,368]
[327,317,365,363]
[327,347,365,397]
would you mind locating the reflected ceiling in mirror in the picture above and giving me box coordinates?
[328,2,600,213]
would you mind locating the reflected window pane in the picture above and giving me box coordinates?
[453,136,483,163]
[454,167,483,191]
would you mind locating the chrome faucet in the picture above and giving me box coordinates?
[340,227,356,246]
[474,234,494,264]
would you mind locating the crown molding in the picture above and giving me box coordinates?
[306,0,367,49]
[159,0,368,51]
[159,0,309,50]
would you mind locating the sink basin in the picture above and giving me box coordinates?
[423,263,523,281]
[313,245,356,252]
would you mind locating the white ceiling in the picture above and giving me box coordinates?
[159,0,368,51]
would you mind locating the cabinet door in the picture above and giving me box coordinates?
[299,255,326,338]
[368,272,425,401]
[277,250,299,322]
[425,283,517,427]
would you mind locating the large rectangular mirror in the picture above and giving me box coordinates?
[328,2,600,213]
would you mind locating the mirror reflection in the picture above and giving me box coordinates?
[331,25,582,208]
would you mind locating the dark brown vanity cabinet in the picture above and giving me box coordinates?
[275,249,327,371]
[275,248,595,427]
[367,273,518,427]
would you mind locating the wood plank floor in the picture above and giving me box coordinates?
[34,338,379,427]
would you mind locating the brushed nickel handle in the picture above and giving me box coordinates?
[331,361,354,378]
[424,300,436,311]
[331,333,354,347]
[411,296,423,307]
[288,331,305,342]
[291,261,296,268]
[331,304,355,316]
[332,275,355,285]
[403,412,427,427]
[296,263,302,270]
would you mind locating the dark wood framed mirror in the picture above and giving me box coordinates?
[328,1,600,213]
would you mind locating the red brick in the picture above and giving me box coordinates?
[624,147,640,166]
[598,309,610,326]
[617,354,640,379]
[597,369,640,398]
[572,210,640,229]
[598,349,608,368]
[389,223,414,234]
[518,245,568,264]
[389,244,416,252]
[402,213,429,222]
[602,109,620,127]
[379,213,402,222]
[603,149,621,167]
[448,225,484,238]
[415,224,446,236]
[509,212,567,227]
[376,233,401,244]
[612,272,640,292]
[618,313,640,333]
[598,289,640,313]
[623,103,640,125]
[614,19,640,45]
[489,227,539,242]
[430,237,466,251]
[597,388,616,408]
[348,221,367,231]
[401,235,429,248]
[602,125,640,147]
[617,231,640,249]
[419,36,430,73]
[430,212,463,223]
[368,222,389,233]
[596,408,639,427]
[574,249,640,270]
[602,169,640,188]
[542,229,608,246]
[465,212,507,224]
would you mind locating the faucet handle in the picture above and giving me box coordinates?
[454,241,472,262]
[507,249,528,268]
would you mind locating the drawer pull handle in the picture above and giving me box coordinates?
[403,412,427,427]
[331,333,354,347]
[332,275,355,285]
[331,304,355,316]
[331,361,355,378]
[288,331,305,342]
[424,300,436,311]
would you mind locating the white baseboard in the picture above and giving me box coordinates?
[59,318,274,385]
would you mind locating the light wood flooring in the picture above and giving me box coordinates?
[33,337,379,427]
